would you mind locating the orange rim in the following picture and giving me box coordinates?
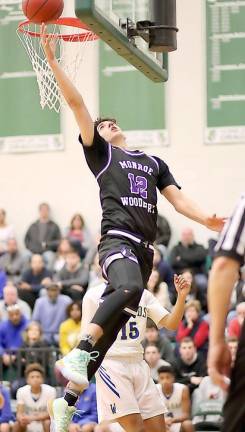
[17,17,98,42]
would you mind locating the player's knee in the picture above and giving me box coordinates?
[123,278,141,299]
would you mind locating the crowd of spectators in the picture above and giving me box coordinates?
[0,205,243,431]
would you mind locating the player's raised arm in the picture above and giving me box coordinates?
[158,274,191,330]
[41,24,94,146]
[162,185,226,232]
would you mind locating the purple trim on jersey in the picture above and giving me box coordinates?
[107,229,154,251]
[102,252,124,279]
[96,144,112,180]
[102,251,138,279]
[148,155,160,173]
[122,149,145,156]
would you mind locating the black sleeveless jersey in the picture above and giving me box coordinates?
[79,128,180,243]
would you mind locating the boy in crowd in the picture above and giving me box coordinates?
[157,365,193,432]
[15,363,56,432]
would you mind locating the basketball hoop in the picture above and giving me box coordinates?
[17,18,98,113]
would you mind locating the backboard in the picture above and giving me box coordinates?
[0,0,62,153]
[75,0,168,82]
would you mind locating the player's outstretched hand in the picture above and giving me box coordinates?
[206,214,227,232]
[174,274,191,298]
[208,340,231,391]
[40,23,58,63]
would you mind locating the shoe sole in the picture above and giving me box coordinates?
[55,359,89,388]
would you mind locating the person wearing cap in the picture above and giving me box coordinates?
[0,304,29,369]
[32,283,72,344]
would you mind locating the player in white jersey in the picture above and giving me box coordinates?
[157,365,193,432]
[78,274,191,432]
[15,363,56,432]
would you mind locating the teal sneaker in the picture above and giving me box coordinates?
[55,348,99,387]
[48,398,76,432]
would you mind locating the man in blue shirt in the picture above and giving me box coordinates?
[0,304,28,369]
[69,383,97,432]
[0,384,14,431]
[32,283,72,344]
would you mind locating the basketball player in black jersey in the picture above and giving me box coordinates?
[41,26,226,431]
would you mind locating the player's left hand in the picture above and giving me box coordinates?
[174,274,191,298]
[206,214,227,232]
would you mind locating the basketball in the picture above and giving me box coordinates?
[22,0,64,24]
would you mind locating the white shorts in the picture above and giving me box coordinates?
[95,357,167,422]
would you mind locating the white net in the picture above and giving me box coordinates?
[17,21,96,113]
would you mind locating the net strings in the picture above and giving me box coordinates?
[17,24,91,113]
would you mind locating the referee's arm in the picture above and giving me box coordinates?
[207,194,245,390]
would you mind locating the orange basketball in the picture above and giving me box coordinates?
[22,0,64,24]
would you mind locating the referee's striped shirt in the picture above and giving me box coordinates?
[215,194,245,266]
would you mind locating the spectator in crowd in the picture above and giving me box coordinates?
[0,269,7,300]
[178,270,198,304]
[192,374,226,428]
[153,246,176,303]
[235,266,245,303]
[174,337,206,395]
[19,321,51,374]
[142,319,175,365]
[157,365,193,432]
[24,203,61,262]
[226,336,238,368]
[11,322,52,398]
[227,302,245,338]
[205,238,218,271]
[65,213,94,259]
[68,383,98,432]
[155,214,172,248]
[59,302,82,355]
[169,228,208,308]
[144,343,170,382]
[55,250,89,301]
[32,283,72,344]
[193,375,226,406]
[18,254,52,309]
[49,238,73,274]
[88,253,104,289]
[176,300,209,357]
[0,283,31,321]
[0,383,14,431]
[15,363,56,432]
[0,238,26,284]
[0,209,15,256]
[147,269,172,310]
[0,304,29,368]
